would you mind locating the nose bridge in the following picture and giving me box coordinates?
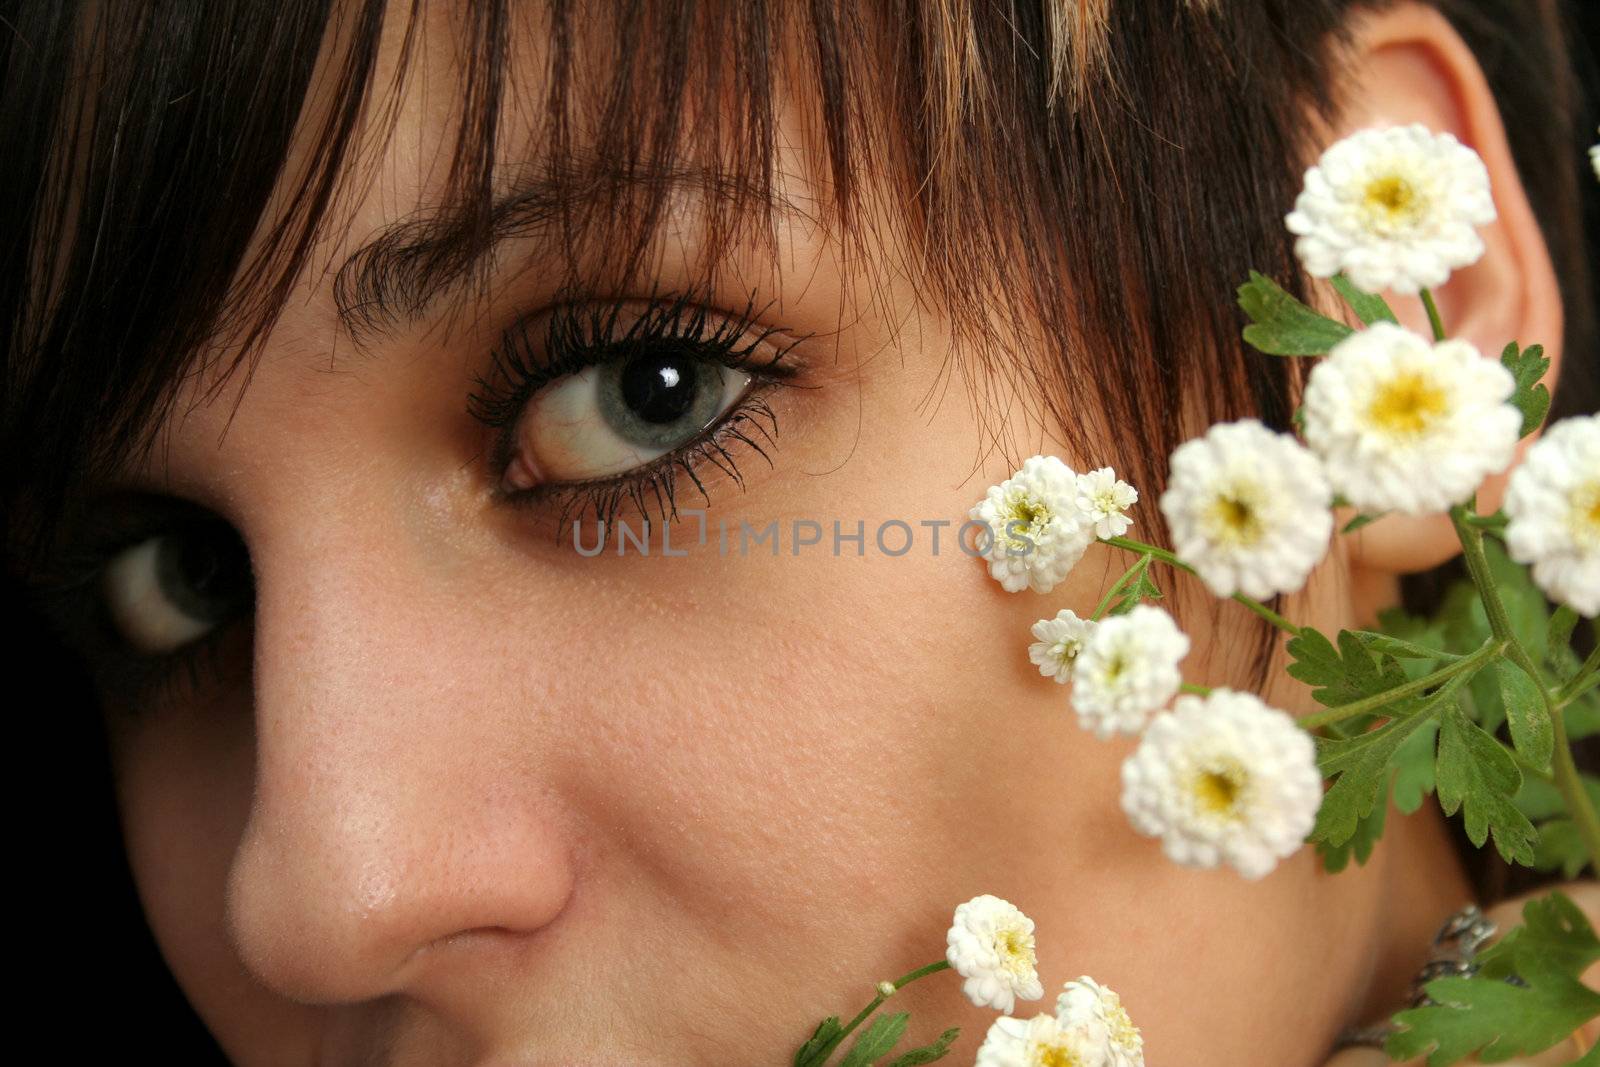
[226,510,574,1005]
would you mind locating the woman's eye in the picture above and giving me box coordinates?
[101,522,254,656]
[504,347,754,488]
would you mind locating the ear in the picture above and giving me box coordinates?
[1321,3,1565,584]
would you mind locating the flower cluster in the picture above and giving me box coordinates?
[1121,690,1322,879]
[968,457,1134,594]
[981,458,1322,878]
[944,895,1144,1067]
[796,123,1599,1067]
[972,975,1144,1067]
[1069,605,1188,739]
[1302,322,1520,516]
[1285,123,1494,295]
[1159,419,1331,599]
[1504,414,1600,617]
[946,894,1045,1015]
[961,122,1600,897]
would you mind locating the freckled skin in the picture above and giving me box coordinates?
[97,5,1477,1067]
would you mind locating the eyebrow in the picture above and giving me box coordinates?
[330,163,814,345]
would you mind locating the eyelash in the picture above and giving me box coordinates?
[466,287,807,528]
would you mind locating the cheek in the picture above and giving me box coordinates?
[531,449,1138,955]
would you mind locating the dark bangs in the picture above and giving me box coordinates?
[4,0,1597,571]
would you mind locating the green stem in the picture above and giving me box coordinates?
[805,961,951,1066]
[1180,682,1214,697]
[1557,644,1600,706]
[1092,553,1153,621]
[1420,288,1447,341]
[1103,536,1300,636]
[1449,506,1600,876]
[1299,636,1502,732]
[1557,669,1600,710]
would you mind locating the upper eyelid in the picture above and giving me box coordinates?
[466,291,810,430]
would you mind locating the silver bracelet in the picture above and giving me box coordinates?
[1333,903,1500,1051]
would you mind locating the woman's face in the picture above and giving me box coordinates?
[95,7,1468,1066]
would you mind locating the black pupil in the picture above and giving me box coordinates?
[619,350,699,424]
[158,522,253,621]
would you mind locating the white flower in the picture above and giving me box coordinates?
[946,895,1046,1014]
[1302,322,1520,515]
[1505,414,1600,617]
[1070,605,1189,739]
[1030,610,1097,684]
[970,456,1096,594]
[1590,127,1599,182]
[1057,977,1143,1067]
[1159,420,1333,599]
[1075,468,1138,539]
[975,1013,1109,1067]
[1285,123,1495,294]
[1120,688,1322,879]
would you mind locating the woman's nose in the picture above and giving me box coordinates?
[224,520,576,1006]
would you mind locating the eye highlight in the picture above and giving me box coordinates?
[468,290,806,525]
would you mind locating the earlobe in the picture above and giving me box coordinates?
[1320,2,1564,581]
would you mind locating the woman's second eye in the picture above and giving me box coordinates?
[101,522,254,656]
[503,347,754,488]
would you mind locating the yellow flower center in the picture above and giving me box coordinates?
[1005,493,1051,548]
[1205,484,1266,546]
[1193,759,1249,818]
[1102,992,1142,1050]
[1051,639,1082,667]
[1362,172,1424,232]
[1368,371,1448,438]
[1572,480,1600,550]
[1029,1043,1085,1067]
[996,925,1038,977]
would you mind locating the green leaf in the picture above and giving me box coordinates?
[1532,819,1590,879]
[1376,608,1453,679]
[1391,893,1600,1065]
[839,1012,910,1067]
[1317,795,1387,872]
[1517,777,1600,877]
[1392,717,1441,814]
[884,1028,961,1067]
[1548,605,1579,666]
[1477,890,1600,982]
[1331,274,1398,325]
[1497,660,1554,770]
[1238,271,1355,355]
[1386,971,1600,1066]
[1435,699,1536,864]
[1354,631,1449,661]
[1342,512,1383,534]
[1501,341,1552,438]
[1514,773,1600,823]
[1288,627,1414,711]
[794,1018,844,1067]
[1108,567,1162,616]
[1315,708,1437,848]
